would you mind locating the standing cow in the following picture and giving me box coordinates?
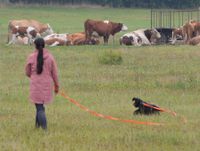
[84,19,128,44]
[182,21,196,43]
[7,19,54,44]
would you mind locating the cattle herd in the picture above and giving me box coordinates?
[6,19,200,46]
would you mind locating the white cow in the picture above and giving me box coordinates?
[120,28,161,46]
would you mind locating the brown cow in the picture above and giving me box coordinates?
[84,19,128,44]
[191,20,200,36]
[182,21,196,43]
[67,32,85,45]
[67,32,99,45]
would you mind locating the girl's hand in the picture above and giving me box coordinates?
[54,85,59,94]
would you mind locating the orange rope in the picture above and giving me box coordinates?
[59,91,164,126]
[143,103,177,116]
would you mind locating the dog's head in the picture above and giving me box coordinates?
[132,97,143,107]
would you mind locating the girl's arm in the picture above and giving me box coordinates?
[25,63,31,77]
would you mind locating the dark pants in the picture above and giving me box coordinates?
[35,104,47,130]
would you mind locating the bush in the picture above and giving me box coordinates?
[98,50,123,65]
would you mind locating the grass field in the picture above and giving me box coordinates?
[0,6,200,151]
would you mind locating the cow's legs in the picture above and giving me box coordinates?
[103,35,109,44]
[7,34,17,45]
[27,33,34,45]
[7,32,12,44]
[112,36,115,44]
[50,41,60,47]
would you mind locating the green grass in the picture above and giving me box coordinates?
[98,50,123,65]
[0,6,200,151]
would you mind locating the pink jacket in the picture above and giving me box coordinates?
[25,49,59,104]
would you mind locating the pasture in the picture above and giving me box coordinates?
[0,6,200,151]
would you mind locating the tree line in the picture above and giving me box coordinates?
[7,0,200,9]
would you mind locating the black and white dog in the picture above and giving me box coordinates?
[132,97,160,115]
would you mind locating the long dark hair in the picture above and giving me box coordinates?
[34,38,45,74]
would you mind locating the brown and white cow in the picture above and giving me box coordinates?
[44,32,99,46]
[84,19,128,44]
[7,19,53,44]
[44,33,69,46]
[8,26,40,45]
[120,28,161,46]
[171,27,184,44]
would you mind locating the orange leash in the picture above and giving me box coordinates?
[143,103,177,116]
[59,91,164,126]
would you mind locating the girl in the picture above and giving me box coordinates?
[25,38,59,130]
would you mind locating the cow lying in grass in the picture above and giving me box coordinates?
[44,32,99,46]
[188,35,200,45]
[120,28,161,46]
[44,33,68,46]
[132,97,160,115]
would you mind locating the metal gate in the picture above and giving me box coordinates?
[151,9,200,44]
[151,9,200,28]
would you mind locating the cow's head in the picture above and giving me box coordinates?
[42,24,54,37]
[121,24,128,31]
[120,34,142,46]
[111,23,128,35]
[120,36,133,45]
[90,38,100,45]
